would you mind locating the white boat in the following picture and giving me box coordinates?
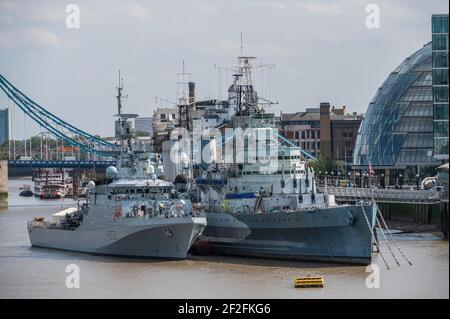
[33,169,72,198]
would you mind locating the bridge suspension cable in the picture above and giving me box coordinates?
[0,74,120,156]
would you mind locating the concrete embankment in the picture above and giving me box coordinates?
[0,160,8,207]
[378,202,448,239]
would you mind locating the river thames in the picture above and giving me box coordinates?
[0,179,448,299]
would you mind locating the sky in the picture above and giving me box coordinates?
[0,0,448,139]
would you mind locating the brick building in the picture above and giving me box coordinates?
[279,103,363,164]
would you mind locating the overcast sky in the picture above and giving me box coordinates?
[0,0,448,139]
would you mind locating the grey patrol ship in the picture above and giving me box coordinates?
[195,56,377,264]
[27,78,206,259]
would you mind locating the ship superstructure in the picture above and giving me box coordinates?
[194,56,377,264]
[27,73,206,259]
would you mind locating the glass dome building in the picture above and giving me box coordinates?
[353,42,440,169]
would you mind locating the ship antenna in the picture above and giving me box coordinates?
[116,70,128,115]
[240,31,244,57]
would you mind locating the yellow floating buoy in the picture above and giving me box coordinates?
[294,275,324,288]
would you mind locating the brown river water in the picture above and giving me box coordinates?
[0,179,448,298]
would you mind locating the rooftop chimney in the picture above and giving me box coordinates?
[188,82,195,110]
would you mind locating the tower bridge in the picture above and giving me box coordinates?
[0,74,120,161]
[8,160,117,169]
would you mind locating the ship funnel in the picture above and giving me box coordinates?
[188,82,195,109]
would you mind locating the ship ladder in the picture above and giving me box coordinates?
[361,203,390,270]
[375,204,413,266]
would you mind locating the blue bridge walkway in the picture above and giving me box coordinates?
[8,160,117,169]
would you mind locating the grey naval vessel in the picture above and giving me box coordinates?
[195,56,377,265]
[28,78,206,259]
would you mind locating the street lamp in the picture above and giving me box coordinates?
[416,174,420,190]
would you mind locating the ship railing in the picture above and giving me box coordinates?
[121,211,203,220]
[28,220,61,229]
[320,186,443,203]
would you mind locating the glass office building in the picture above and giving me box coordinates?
[353,42,439,169]
[0,108,9,145]
[432,14,449,160]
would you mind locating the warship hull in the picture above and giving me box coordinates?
[28,217,206,259]
[202,203,377,265]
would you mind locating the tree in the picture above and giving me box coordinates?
[135,130,150,137]
[309,155,344,175]
[0,143,7,160]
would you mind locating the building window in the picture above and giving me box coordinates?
[311,131,315,139]
[432,15,449,33]
[301,131,305,139]
[433,69,449,85]
[295,131,300,139]
[432,34,448,51]
[433,52,449,68]
[434,87,449,102]
[434,104,449,119]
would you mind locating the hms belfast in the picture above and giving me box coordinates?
[193,56,377,264]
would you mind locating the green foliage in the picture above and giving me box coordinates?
[309,156,344,175]
[135,130,150,137]
[0,143,8,160]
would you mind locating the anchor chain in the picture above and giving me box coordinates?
[375,204,413,266]
[361,203,390,270]
[376,216,400,266]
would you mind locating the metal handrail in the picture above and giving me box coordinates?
[318,186,443,203]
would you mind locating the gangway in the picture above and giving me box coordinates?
[319,186,443,204]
